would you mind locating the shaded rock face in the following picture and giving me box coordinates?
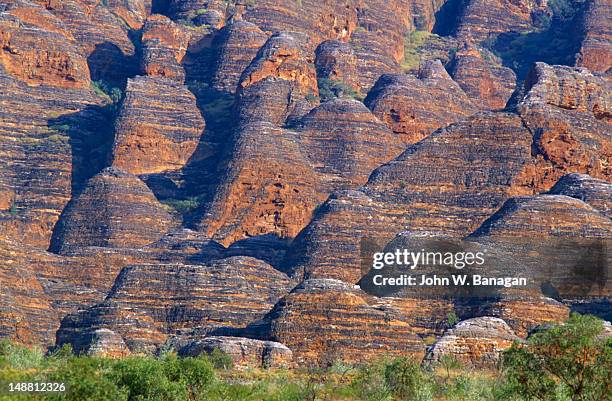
[0,236,140,347]
[179,336,293,369]
[212,21,269,94]
[518,63,611,188]
[287,112,536,282]
[197,99,404,246]
[295,99,405,188]
[37,0,139,85]
[254,279,425,365]
[140,14,190,81]
[576,0,612,73]
[365,61,477,145]
[167,0,226,24]
[0,6,106,248]
[50,167,175,253]
[455,0,547,43]
[410,0,447,31]
[448,44,516,110]
[425,317,519,368]
[348,0,412,91]
[315,40,360,94]
[548,173,612,218]
[112,76,205,174]
[0,1,90,88]
[57,257,294,353]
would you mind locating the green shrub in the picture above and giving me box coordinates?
[446,311,459,327]
[207,348,233,370]
[351,358,392,400]
[161,197,202,216]
[91,81,122,104]
[0,341,45,371]
[402,30,458,72]
[317,78,361,102]
[384,357,433,401]
[48,357,127,401]
[501,313,611,401]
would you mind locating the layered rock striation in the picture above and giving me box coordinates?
[112,76,205,174]
[365,60,477,145]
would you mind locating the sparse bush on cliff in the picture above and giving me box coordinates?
[402,30,458,72]
[317,78,361,102]
[91,80,122,105]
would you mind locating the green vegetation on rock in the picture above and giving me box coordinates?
[317,78,362,102]
[402,31,458,72]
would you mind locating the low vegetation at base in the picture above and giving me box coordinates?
[0,314,609,401]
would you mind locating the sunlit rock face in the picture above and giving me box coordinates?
[0,0,610,365]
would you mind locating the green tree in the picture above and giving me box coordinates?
[502,313,611,401]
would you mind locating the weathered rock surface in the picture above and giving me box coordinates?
[548,173,611,218]
[57,257,294,353]
[287,111,536,283]
[518,63,611,188]
[409,0,447,31]
[576,0,612,74]
[348,0,412,91]
[112,76,205,174]
[465,194,611,335]
[236,31,317,125]
[0,1,90,88]
[39,0,139,84]
[425,317,519,368]
[179,336,293,369]
[50,167,175,253]
[472,195,612,238]
[251,279,425,365]
[295,98,405,188]
[448,44,516,110]
[84,328,131,358]
[365,61,477,145]
[315,40,360,95]
[0,236,141,346]
[140,14,190,81]
[197,99,403,245]
[212,20,268,94]
[0,11,107,248]
[0,240,59,347]
[196,122,323,245]
[104,0,152,29]
[454,0,547,43]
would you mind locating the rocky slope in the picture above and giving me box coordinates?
[0,0,610,368]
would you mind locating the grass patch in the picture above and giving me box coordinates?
[402,30,458,72]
